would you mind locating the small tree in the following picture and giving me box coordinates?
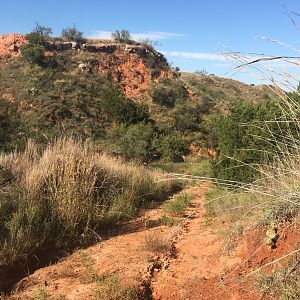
[101,86,149,125]
[109,123,154,161]
[34,23,52,38]
[26,23,52,46]
[150,78,186,107]
[139,38,159,51]
[112,30,132,44]
[61,25,85,43]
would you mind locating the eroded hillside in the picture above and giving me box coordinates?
[0,34,174,100]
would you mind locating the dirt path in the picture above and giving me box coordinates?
[6,185,263,299]
[150,185,254,300]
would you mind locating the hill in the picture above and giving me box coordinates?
[181,72,275,115]
[0,33,277,159]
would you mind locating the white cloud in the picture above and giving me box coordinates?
[132,31,185,40]
[91,31,112,39]
[162,51,228,62]
[163,51,300,70]
[90,30,185,41]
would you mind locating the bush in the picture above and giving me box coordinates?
[109,123,154,161]
[154,134,188,162]
[139,38,159,51]
[0,98,20,151]
[111,29,132,44]
[172,103,200,133]
[150,78,186,107]
[26,23,52,46]
[164,193,192,216]
[0,138,177,267]
[144,232,171,253]
[61,25,86,43]
[101,86,149,125]
[210,101,292,184]
[19,43,45,67]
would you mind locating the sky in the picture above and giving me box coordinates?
[1,0,300,87]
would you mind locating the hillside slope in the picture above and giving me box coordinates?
[0,33,277,157]
[181,72,275,115]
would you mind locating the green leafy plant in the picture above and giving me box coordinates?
[26,23,52,46]
[109,123,154,161]
[210,101,293,184]
[150,78,186,107]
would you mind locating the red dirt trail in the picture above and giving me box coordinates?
[6,185,300,299]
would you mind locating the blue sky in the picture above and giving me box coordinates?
[1,0,300,87]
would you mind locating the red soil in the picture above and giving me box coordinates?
[0,34,27,58]
[5,186,300,299]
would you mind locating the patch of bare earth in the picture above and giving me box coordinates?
[6,185,300,299]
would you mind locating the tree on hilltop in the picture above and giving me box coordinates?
[61,25,86,43]
[26,22,53,46]
[112,29,132,44]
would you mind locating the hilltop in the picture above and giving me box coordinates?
[0,33,174,100]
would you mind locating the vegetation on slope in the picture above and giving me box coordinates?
[0,138,177,269]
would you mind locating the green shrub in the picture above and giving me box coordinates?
[210,101,293,184]
[26,23,52,46]
[172,103,200,133]
[153,134,188,162]
[101,86,149,125]
[150,78,186,107]
[20,43,45,67]
[109,123,154,161]
[0,98,20,151]
[93,274,139,300]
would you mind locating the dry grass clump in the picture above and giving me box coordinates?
[256,255,300,299]
[258,156,300,225]
[143,231,171,253]
[0,138,177,267]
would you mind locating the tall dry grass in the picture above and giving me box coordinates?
[0,138,177,266]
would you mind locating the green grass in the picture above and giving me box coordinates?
[164,193,192,216]
[204,186,264,223]
[151,158,212,177]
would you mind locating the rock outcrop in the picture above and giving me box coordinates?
[0,34,27,58]
[0,34,174,99]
